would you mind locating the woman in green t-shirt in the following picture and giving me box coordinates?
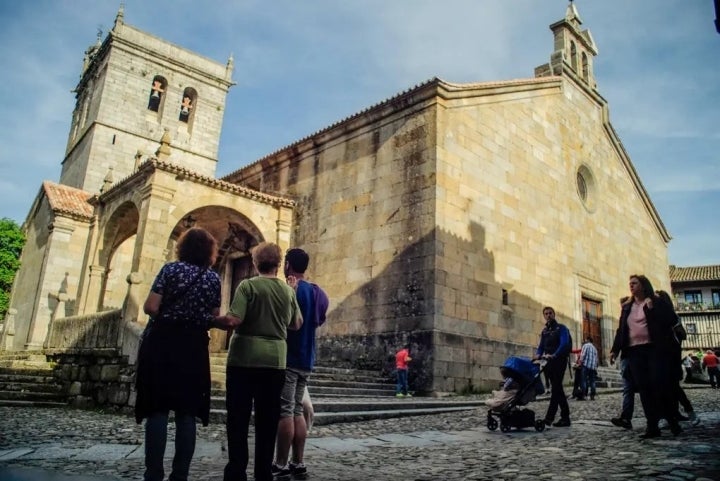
[216,242,302,481]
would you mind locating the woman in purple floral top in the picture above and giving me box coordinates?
[135,227,237,481]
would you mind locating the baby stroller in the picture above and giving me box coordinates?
[486,356,547,433]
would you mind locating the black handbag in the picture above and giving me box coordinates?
[672,320,688,342]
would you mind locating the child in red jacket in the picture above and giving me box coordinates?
[395,345,412,397]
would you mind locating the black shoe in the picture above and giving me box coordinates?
[639,429,661,439]
[290,462,308,480]
[543,418,553,426]
[611,417,633,430]
[272,463,291,481]
[590,395,595,401]
[553,418,571,427]
[669,421,682,436]
[677,414,690,421]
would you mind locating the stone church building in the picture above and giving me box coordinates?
[2,4,671,392]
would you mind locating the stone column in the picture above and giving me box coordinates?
[0,308,17,351]
[44,292,69,348]
[26,220,76,349]
[129,179,177,321]
[275,205,293,250]
[122,271,144,324]
[80,265,107,315]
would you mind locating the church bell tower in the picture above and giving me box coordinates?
[535,1,598,91]
[59,5,235,193]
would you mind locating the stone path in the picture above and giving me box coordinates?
[1,388,719,480]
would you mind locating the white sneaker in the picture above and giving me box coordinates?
[688,411,700,426]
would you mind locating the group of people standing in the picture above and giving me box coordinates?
[534,273,704,439]
[608,275,694,438]
[134,227,328,481]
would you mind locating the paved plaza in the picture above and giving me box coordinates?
[1,388,719,481]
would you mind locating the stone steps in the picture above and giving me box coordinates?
[595,366,623,388]
[209,353,396,399]
[208,397,485,425]
[0,352,67,407]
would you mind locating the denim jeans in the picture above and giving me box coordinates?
[396,369,408,395]
[581,366,597,397]
[620,358,635,420]
[144,411,196,481]
[708,367,720,388]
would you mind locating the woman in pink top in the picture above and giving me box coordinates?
[609,274,678,439]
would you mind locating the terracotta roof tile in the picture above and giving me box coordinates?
[43,181,94,220]
[669,264,720,282]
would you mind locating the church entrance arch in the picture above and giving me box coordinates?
[98,202,140,312]
[168,206,264,353]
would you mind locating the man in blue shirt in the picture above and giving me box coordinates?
[534,306,572,427]
[273,248,329,481]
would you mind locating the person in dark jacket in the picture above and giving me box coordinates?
[136,227,237,481]
[533,306,572,427]
[609,275,679,439]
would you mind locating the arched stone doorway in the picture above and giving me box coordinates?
[98,202,140,312]
[170,206,264,353]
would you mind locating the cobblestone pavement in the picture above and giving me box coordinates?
[1,387,719,481]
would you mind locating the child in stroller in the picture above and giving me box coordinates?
[485,356,547,432]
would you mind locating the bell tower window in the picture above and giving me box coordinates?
[581,52,589,81]
[570,41,578,72]
[147,75,167,112]
[179,87,197,125]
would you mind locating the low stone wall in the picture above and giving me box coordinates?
[46,310,124,349]
[46,348,136,410]
[44,310,140,410]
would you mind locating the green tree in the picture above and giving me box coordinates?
[0,218,25,320]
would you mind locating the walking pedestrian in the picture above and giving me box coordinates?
[702,349,720,388]
[533,306,572,427]
[610,275,679,439]
[580,336,599,400]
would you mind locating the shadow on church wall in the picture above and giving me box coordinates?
[318,220,573,394]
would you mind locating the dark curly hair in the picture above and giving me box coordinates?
[176,227,218,268]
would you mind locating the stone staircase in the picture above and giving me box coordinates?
[0,351,67,407]
[210,354,396,397]
[595,365,624,389]
[209,353,486,425]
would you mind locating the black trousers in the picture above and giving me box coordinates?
[626,344,677,429]
[544,357,570,421]
[223,366,286,481]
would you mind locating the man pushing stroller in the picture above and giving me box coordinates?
[533,306,572,428]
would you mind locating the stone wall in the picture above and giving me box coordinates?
[225,78,670,394]
[47,348,135,410]
[45,309,136,409]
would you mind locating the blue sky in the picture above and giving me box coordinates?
[0,1,717,266]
